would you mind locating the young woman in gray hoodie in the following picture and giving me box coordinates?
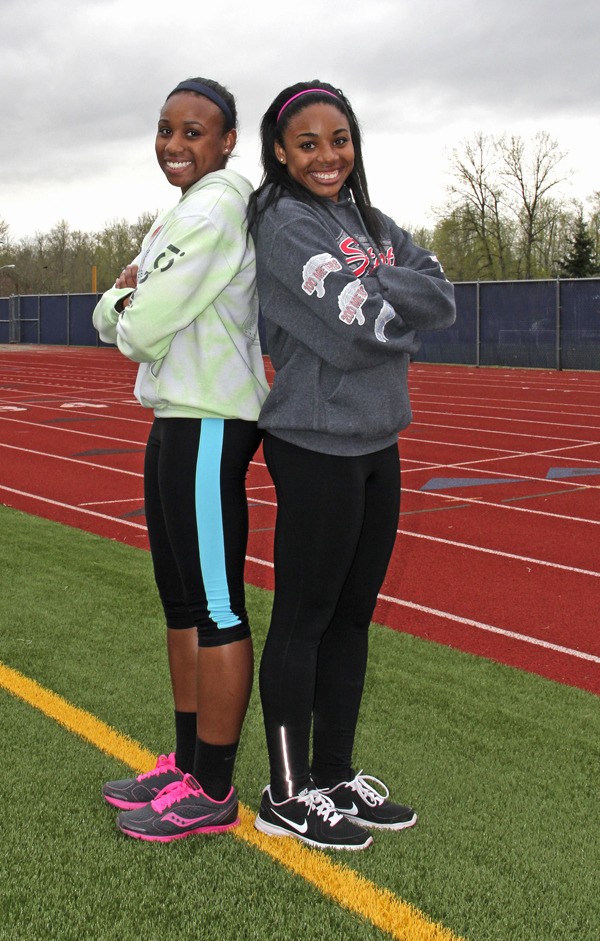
[248,80,456,851]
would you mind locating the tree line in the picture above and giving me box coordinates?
[415,131,599,282]
[1,131,599,296]
[0,213,157,296]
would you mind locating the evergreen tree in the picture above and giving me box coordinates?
[558,214,599,277]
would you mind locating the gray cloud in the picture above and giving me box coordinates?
[1,0,598,236]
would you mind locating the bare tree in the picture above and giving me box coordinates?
[586,191,600,265]
[446,133,513,278]
[439,130,573,280]
[0,217,10,251]
[497,132,568,278]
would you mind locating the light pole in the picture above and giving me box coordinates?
[1,264,17,297]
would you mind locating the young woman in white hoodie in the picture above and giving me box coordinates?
[93,77,268,842]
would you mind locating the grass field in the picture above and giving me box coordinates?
[1,504,598,941]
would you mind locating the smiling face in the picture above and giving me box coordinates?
[155,91,236,193]
[275,102,355,202]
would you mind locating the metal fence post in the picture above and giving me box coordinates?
[8,295,20,343]
[555,278,562,371]
[476,281,481,366]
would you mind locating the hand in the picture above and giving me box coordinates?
[115,264,139,290]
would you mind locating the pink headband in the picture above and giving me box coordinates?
[276,88,340,123]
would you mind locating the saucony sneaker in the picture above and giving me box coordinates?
[320,771,417,830]
[116,774,239,842]
[103,753,184,810]
[255,785,373,850]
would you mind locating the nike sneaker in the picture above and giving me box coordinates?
[103,753,184,810]
[116,774,239,842]
[254,785,372,850]
[320,771,417,830]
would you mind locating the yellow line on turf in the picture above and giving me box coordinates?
[1,660,465,941]
[0,660,157,771]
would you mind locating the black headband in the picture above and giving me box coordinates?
[167,81,235,128]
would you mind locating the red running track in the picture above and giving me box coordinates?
[1,345,599,695]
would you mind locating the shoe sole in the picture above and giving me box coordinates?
[117,818,240,842]
[103,793,150,811]
[254,815,373,851]
[345,811,418,831]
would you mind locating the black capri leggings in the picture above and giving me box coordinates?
[144,417,262,647]
[259,432,401,798]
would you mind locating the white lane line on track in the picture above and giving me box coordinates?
[401,444,600,483]
[80,498,143,507]
[0,400,151,426]
[377,594,600,665]
[397,529,600,578]
[0,414,148,442]
[2,438,595,525]
[401,435,600,467]
[0,438,267,478]
[410,419,596,444]
[245,555,600,664]
[412,403,600,424]
[402,487,600,526]
[411,390,600,409]
[0,485,147,530]
[0,442,143,477]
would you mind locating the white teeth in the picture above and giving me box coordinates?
[166,161,192,169]
[312,171,339,181]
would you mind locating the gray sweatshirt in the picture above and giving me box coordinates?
[252,187,456,456]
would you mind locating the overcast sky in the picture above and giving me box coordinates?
[1,0,598,245]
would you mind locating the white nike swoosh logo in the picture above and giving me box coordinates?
[272,810,308,833]
[338,802,359,815]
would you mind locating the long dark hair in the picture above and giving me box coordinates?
[248,80,383,246]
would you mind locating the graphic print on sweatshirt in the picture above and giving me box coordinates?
[374,301,395,342]
[138,243,185,285]
[299,233,397,339]
[302,253,342,297]
[338,235,395,278]
[338,281,368,325]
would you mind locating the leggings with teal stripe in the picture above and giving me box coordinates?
[144,417,262,647]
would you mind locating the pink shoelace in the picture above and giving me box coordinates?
[137,753,176,781]
[150,774,200,812]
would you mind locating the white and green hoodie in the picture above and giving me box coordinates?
[93,169,269,420]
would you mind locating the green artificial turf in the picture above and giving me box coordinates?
[1,505,599,941]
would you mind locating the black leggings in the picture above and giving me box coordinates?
[144,417,261,647]
[259,433,400,798]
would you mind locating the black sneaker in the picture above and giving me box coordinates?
[103,753,184,810]
[320,772,417,830]
[255,786,373,851]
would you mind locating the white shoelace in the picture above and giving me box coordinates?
[346,771,390,807]
[298,788,343,825]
